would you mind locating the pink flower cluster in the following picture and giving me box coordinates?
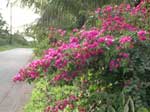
[72,28,79,33]
[45,95,77,112]
[119,36,132,44]
[13,2,150,111]
[109,52,129,71]
[57,29,66,37]
[137,30,147,41]
[95,8,101,14]
[131,0,147,15]
[13,2,149,83]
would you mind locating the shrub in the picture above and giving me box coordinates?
[15,1,150,111]
[24,79,47,112]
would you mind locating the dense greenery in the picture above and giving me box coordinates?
[18,0,135,56]
[14,0,150,112]
[19,0,124,27]
[17,0,143,57]
[0,13,10,46]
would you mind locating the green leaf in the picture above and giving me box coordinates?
[107,106,116,112]
[137,107,149,112]
[124,103,129,112]
[129,96,135,112]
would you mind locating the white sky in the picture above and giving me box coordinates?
[0,0,40,33]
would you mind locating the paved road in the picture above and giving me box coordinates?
[0,48,33,112]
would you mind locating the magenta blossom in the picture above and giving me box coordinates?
[119,53,129,58]
[13,74,23,82]
[104,5,113,12]
[119,36,132,44]
[95,8,101,14]
[69,36,79,43]
[126,4,131,11]
[137,30,147,41]
[72,28,79,32]
[109,60,120,71]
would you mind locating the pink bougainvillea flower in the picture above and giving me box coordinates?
[109,60,120,71]
[104,35,114,46]
[45,106,51,112]
[95,8,101,14]
[119,36,132,44]
[98,37,105,43]
[126,4,131,11]
[13,73,22,82]
[81,29,99,40]
[49,95,77,112]
[13,68,26,82]
[72,28,79,32]
[104,5,113,12]
[137,30,147,41]
[69,36,79,43]
[119,52,129,58]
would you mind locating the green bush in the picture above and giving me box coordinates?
[24,79,47,112]
[24,78,79,112]
[34,38,50,57]
[0,38,8,46]
[17,1,150,112]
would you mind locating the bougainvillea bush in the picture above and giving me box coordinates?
[14,0,150,112]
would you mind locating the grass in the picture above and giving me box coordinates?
[0,45,15,51]
[0,44,31,51]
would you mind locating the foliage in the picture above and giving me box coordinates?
[24,78,79,112]
[0,12,29,47]
[17,0,132,47]
[33,38,49,56]
[24,79,47,112]
[0,32,29,47]
[0,13,8,34]
[15,0,150,112]
[0,12,9,45]
[19,0,140,55]
[18,0,125,27]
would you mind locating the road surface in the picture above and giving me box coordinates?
[0,48,33,112]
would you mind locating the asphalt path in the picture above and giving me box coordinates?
[0,48,33,112]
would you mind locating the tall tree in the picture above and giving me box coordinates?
[15,0,134,43]
[0,13,9,36]
[16,0,125,29]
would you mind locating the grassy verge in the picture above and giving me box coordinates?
[0,45,31,51]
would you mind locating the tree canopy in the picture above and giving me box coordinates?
[0,13,9,36]
[17,0,129,28]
